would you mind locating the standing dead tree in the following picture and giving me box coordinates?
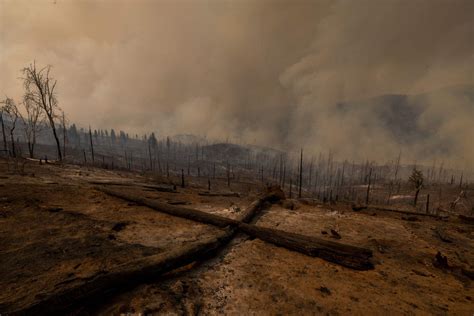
[365,167,372,205]
[89,126,95,163]
[20,95,44,158]
[148,132,158,171]
[1,97,19,158]
[298,148,303,198]
[61,112,68,159]
[409,167,424,207]
[22,62,63,161]
[0,105,8,154]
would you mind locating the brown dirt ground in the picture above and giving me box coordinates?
[0,159,473,315]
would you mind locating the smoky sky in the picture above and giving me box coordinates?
[1,0,473,167]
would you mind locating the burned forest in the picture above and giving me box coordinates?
[1,0,473,315]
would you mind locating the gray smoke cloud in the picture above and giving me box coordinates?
[280,0,474,167]
[1,0,473,167]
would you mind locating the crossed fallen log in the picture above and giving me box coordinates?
[9,186,372,315]
[98,186,374,271]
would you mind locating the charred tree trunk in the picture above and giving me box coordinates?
[0,113,8,153]
[365,168,372,205]
[88,126,94,164]
[49,117,62,161]
[299,148,303,198]
[9,125,16,158]
[13,231,236,315]
[148,142,153,171]
[62,112,67,160]
[11,189,284,314]
[289,176,293,198]
[282,161,286,189]
[27,139,34,158]
[414,188,420,207]
[227,162,231,187]
[425,194,430,214]
[97,187,373,271]
[238,223,373,270]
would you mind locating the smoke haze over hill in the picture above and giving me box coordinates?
[1,0,473,167]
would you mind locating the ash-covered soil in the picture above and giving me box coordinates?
[0,159,473,315]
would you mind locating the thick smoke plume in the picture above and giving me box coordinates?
[1,0,473,167]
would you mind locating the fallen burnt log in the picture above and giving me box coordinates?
[354,205,447,219]
[198,191,241,197]
[351,204,368,211]
[11,231,235,315]
[458,214,474,224]
[89,181,177,193]
[238,224,373,270]
[88,180,136,186]
[141,184,177,193]
[167,200,192,205]
[9,188,275,315]
[98,187,249,227]
[98,187,374,270]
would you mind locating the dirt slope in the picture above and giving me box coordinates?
[0,159,472,314]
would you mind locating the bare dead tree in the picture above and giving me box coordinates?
[1,97,19,158]
[19,95,44,158]
[89,126,95,163]
[289,175,293,198]
[425,194,430,214]
[61,111,68,159]
[148,133,158,171]
[308,156,314,188]
[22,62,62,160]
[166,136,170,177]
[282,161,286,189]
[409,167,424,207]
[0,105,8,154]
[298,148,303,198]
[365,167,372,205]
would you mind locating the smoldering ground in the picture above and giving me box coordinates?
[1,0,473,167]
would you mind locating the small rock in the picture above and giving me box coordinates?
[402,216,419,221]
[330,229,341,239]
[351,204,367,211]
[433,251,449,269]
[112,221,129,232]
[48,207,63,213]
[319,286,331,296]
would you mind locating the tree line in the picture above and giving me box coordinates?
[1,62,470,213]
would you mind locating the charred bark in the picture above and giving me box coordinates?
[97,187,373,270]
